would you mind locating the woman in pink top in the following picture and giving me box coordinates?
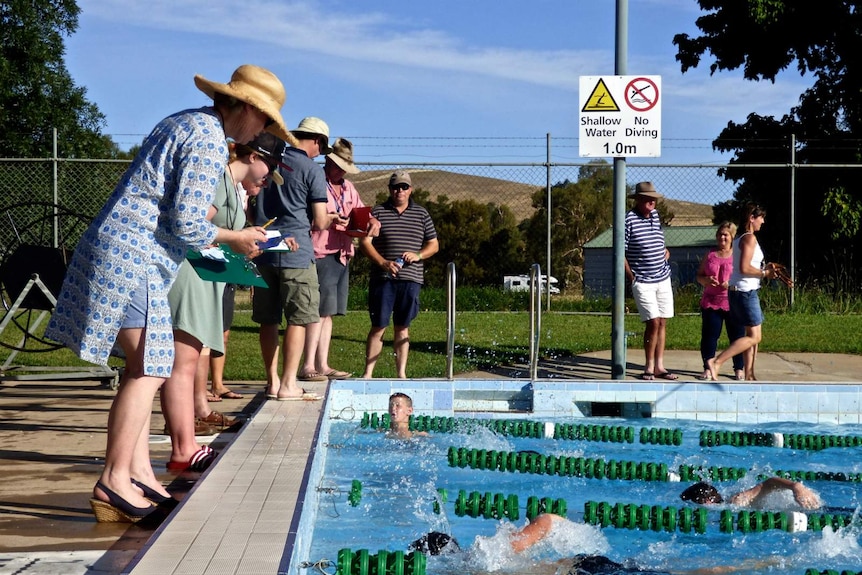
[695,222,744,380]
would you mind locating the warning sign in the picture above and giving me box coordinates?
[582,79,620,112]
[624,77,659,112]
[578,75,661,158]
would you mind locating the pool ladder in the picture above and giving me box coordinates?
[444,262,544,380]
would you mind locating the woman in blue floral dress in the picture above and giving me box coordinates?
[45,65,293,523]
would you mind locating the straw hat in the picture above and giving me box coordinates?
[327,138,360,174]
[194,64,297,146]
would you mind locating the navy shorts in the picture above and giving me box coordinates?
[368,277,421,328]
[729,289,763,328]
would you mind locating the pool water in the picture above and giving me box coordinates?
[304,416,862,574]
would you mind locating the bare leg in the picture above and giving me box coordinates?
[193,347,212,418]
[129,409,170,499]
[301,320,323,376]
[748,342,759,381]
[642,318,660,375]
[95,327,164,509]
[276,324,307,398]
[162,330,205,464]
[315,315,335,374]
[210,329,231,397]
[653,317,668,374]
[260,323,280,397]
[362,326,387,378]
[393,325,410,379]
[712,325,762,381]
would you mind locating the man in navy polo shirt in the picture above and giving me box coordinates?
[359,170,438,378]
[624,181,676,381]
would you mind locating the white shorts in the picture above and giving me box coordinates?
[631,277,674,322]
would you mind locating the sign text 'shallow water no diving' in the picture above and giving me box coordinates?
[579,75,661,158]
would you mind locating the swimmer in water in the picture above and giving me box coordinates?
[680,478,821,509]
[386,392,428,439]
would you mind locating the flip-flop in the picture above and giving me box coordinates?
[656,371,679,380]
[218,390,243,399]
[324,369,352,379]
[297,371,329,382]
[638,372,655,381]
[276,392,323,401]
[206,392,222,402]
[166,446,217,472]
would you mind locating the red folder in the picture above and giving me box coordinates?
[346,206,371,237]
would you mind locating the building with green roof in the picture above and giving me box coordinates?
[583,225,719,296]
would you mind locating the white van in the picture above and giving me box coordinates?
[502,274,560,294]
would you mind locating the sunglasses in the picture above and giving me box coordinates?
[389,183,410,191]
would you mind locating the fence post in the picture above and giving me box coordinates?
[789,134,796,308]
[546,133,552,311]
[52,128,59,248]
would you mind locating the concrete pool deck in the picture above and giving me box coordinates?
[1,349,861,574]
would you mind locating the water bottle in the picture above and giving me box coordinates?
[387,257,404,279]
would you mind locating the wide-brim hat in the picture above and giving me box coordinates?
[291,117,332,154]
[194,64,298,147]
[631,181,663,199]
[327,138,360,174]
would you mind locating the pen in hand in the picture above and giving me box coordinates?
[262,218,277,229]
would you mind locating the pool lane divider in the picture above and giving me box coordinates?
[700,429,862,450]
[360,412,683,445]
[447,446,861,485]
[431,488,565,521]
[584,500,857,535]
[446,446,755,483]
[804,570,862,575]
[335,548,426,575]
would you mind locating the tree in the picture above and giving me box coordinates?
[424,195,525,287]
[673,0,862,287]
[521,161,616,291]
[0,0,118,158]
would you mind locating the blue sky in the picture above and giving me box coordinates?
[65,0,808,165]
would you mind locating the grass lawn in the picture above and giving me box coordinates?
[3,295,861,381]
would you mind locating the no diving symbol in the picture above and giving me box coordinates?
[625,77,659,112]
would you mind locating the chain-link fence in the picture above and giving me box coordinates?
[1,149,859,294]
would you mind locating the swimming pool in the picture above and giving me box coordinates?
[296,408,862,574]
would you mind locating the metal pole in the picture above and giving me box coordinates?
[546,133,552,311]
[789,134,796,308]
[53,128,59,248]
[445,262,456,379]
[611,0,629,379]
[529,263,542,380]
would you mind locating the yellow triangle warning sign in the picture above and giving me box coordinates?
[582,78,620,112]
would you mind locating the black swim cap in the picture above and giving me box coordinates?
[408,531,460,555]
[680,482,723,504]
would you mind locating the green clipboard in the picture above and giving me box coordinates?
[186,245,269,288]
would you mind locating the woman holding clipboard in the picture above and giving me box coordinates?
[299,139,379,381]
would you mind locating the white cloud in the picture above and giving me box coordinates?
[79,0,611,90]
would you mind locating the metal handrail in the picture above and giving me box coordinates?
[446,262,456,379]
[529,263,542,380]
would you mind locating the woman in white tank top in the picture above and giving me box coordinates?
[707,204,779,381]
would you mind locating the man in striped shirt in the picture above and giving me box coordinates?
[359,170,439,378]
[624,182,677,381]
